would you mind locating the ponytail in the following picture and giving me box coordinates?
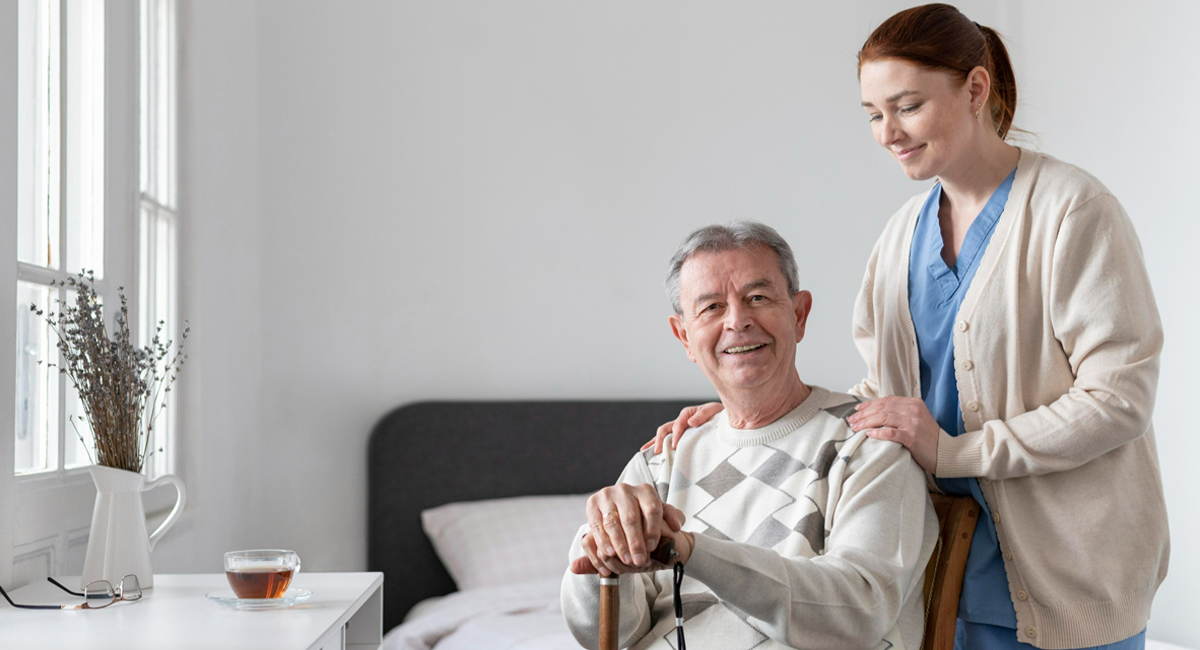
[978,25,1017,138]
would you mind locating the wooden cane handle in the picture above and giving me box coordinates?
[599,576,620,650]
[650,538,676,565]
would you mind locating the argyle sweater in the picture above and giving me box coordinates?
[561,386,938,650]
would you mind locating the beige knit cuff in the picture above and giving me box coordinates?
[935,429,984,478]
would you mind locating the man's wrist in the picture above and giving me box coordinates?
[679,531,695,565]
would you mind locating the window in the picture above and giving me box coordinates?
[15,0,108,475]
[139,0,178,479]
[13,0,178,480]
[6,0,173,588]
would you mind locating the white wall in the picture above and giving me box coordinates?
[167,1,1199,643]
[148,0,265,575]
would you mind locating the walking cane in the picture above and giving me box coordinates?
[599,574,621,650]
[598,539,684,650]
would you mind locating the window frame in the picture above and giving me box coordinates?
[3,0,165,588]
[13,0,135,481]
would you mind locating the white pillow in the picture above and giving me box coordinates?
[421,493,592,591]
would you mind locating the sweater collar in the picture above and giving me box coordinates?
[714,385,831,447]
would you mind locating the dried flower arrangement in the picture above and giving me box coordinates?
[30,271,188,473]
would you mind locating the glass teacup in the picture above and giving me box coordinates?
[224,549,300,599]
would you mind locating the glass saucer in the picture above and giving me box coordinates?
[205,588,312,610]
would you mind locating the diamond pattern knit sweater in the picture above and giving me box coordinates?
[562,386,938,650]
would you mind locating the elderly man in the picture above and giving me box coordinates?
[561,222,938,650]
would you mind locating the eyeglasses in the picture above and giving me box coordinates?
[0,575,142,610]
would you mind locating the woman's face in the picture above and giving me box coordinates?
[860,58,978,181]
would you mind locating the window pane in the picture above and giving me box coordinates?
[140,0,180,478]
[63,375,95,469]
[61,286,97,469]
[155,0,174,209]
[141,0,175,208]
[139,0,149,195]
[65,0,105,278]
[155,211,176,478]
[155,215,171,327]
[138,204,152,343]
[167,0,177,210]
[15,282,60,474]
[139,206,177,478]
[17,0,61,269]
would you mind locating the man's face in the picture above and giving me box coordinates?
[669,245,811,397]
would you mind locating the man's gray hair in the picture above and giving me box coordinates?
[665,221,800,315]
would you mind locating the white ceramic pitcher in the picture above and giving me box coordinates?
[80,464,187,590]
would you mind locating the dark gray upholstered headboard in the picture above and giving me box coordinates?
[367,400,705,633]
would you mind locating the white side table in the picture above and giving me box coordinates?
[0,572,383,650]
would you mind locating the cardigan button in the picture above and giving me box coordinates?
[1004,550,1013,561]
[992,511,1002,524]
[957,320,970,332]
[960,359,974,371]
[980,477,992,485]
[1026,626,1038,639]
[966,400,981,412]
[1017,589,1029,602]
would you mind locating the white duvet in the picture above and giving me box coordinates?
[381,577,580,650]
[381,578,1196,650]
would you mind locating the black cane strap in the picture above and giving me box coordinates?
[650,539,686,650]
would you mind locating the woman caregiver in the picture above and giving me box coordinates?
[639,4,1169,648]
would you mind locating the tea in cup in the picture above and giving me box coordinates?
[224,549,300,599]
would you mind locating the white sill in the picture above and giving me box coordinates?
[14,466,93,493]
[15,466,182,516]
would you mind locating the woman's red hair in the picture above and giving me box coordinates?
[858,4,1017,139]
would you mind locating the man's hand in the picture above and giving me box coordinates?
[570,484,690,576]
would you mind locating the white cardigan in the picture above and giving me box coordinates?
[851,147,1169,649]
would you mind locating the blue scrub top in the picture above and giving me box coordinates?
[908,168,1017,628]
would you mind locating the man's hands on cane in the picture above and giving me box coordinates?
[570,483,693,577]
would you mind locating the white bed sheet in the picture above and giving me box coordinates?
[381,577,579,650]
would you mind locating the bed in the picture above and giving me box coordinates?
[367,399,702,649]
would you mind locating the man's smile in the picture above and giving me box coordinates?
[723,343,768,355]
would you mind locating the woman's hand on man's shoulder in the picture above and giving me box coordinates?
[641,402,725,454]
